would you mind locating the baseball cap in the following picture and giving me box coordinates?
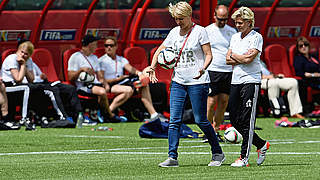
[82,34,100,46]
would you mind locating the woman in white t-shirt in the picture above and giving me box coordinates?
[144,1,224,167]
[226,7,269,167]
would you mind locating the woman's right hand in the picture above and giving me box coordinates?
[143,66,158,83]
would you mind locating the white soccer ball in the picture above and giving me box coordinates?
[157,47,177,69]
[224,127,243,144]
[79,71,95,83]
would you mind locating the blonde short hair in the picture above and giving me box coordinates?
[231,6,255,28]
[168,1,192,18]
[18,41,34,55]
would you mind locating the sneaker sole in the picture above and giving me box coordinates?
[231,163,249,167]
[208,156,226,167]
[158,164,179,167]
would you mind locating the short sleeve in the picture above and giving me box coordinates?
[120,56,129,67]
[198,26,210,45]
[68,53,79,71]
[229,34,236,50]
[250,33,263,52]
[3,54,19,71]
[162,28,176,48]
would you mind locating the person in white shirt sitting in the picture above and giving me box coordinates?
[99,36,161,120]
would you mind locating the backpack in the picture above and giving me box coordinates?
[139,118,202,138]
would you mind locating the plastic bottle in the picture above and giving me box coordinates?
[91,126,113,131]
[76,112,84,128]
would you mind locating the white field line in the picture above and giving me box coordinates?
[0,138,319,156]
[0,151,320,156]
[62,135,124,138]
[0,140,320,156]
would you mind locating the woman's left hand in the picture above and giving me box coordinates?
[193,68,205,79]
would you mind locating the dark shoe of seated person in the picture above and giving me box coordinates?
[0,115,20,130]
[25,118,36,131]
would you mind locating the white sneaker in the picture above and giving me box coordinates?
[257,141,270,165]
[158,157,179,167]
[231,158,249,167]
[208,153,225,166]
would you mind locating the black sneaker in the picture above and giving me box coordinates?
[25,118,36,131]
[0,120,20,130]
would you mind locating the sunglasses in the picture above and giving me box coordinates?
[104,44,115,48]
[216,17,228,21]
[298,42,309,48]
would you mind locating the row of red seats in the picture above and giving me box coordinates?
[264,44,320,103]
[1,46,172,113]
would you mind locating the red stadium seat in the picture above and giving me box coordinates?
[1,49,16,63]
[31,48,59,82]
[94,47,106,58]
[150,46,172,106]
[123,46,149,71]
[264,44,294,77]
[288,45,299,77]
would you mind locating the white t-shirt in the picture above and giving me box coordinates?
[205,24,236,72]
[68,51,101,87]
[229,30,263,84]
[1,54,34,83]
[162,24,210,85]
[32,62,44,83]
[99,54,129,80]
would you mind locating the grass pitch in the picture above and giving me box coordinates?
[0,118,319,179]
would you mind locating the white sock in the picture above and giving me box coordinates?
[150,112,158,119]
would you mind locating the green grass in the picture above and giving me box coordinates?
[0,118,319,179]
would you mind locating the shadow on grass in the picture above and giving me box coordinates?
[179,163,311,167]
[261,163,312,167]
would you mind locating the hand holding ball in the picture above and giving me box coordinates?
[79,72,95,83]
[157,48,177,69]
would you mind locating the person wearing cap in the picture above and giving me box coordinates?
[68,34,125,123]
[99,36,163,121]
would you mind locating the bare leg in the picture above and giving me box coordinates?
[212,93,229,132]
[109,85,134,112]
[0,82,8,117]
[207,96,217,124]
[92,86,113,117]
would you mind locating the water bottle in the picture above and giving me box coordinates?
[76,112,84,128]
[91,126,113,131]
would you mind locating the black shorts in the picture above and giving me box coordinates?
[208,71,232,97]
[77,83,103,94]
[109,75,139,93]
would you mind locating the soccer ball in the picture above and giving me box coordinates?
[79,72,95,83]
[224,127,243,144]
[157,47,177,69]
